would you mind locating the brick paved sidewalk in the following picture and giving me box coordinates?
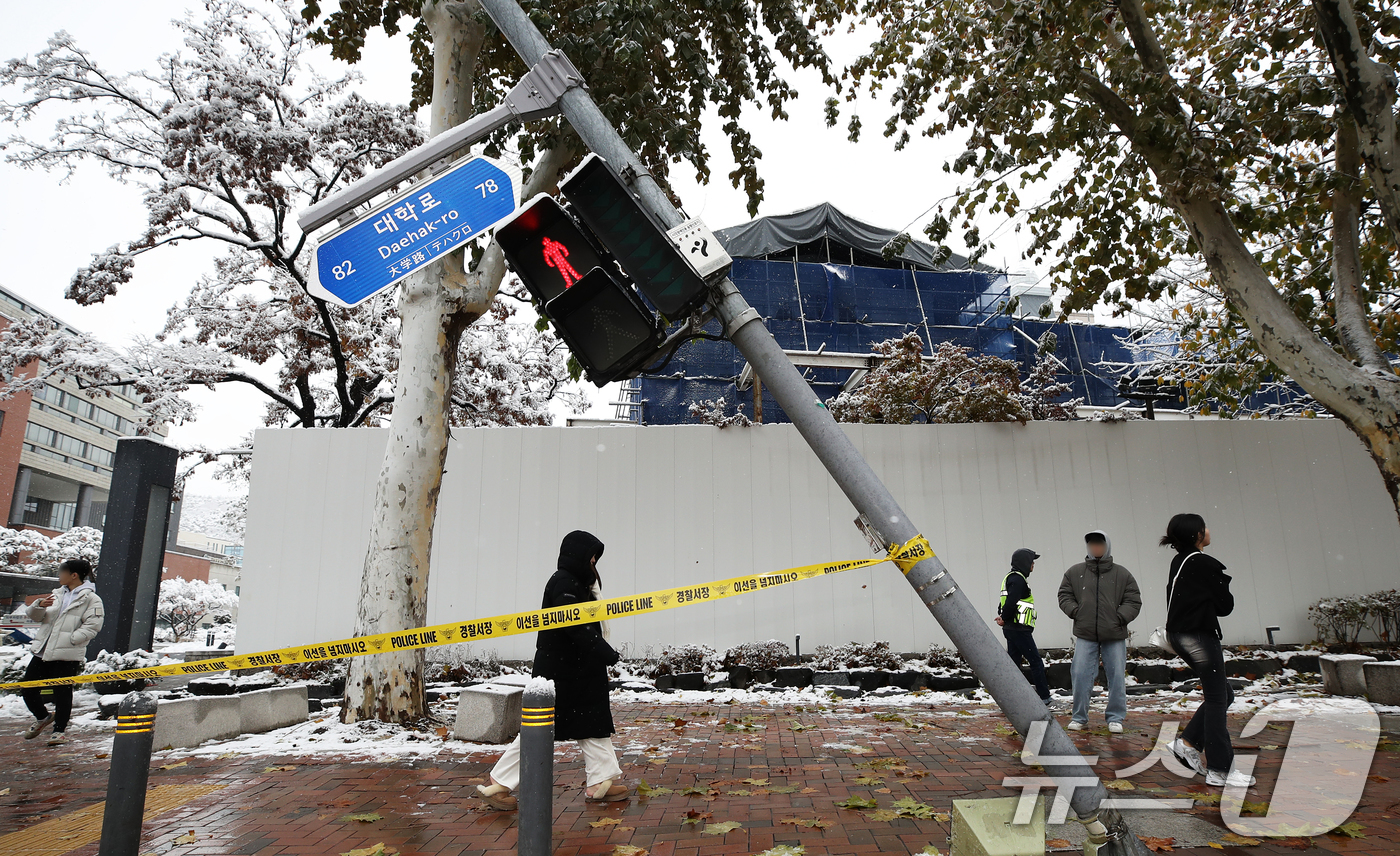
[1,691,1396,856]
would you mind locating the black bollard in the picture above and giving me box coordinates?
[518,681,555,856]
[98,691,158,856]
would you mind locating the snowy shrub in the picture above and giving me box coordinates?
[687,398,753,428]
[156,578,238,642]
[648,644,722,676]
[1086,409,1144,423]
[922,644,966,671]
[723,640,791,671]
[811,640,905,671]
[84,648,163,675]
[1363,590,1400,643]
[426,646,517,684]
[1309,590,1400,644]
[0,648,31,685]
[272,657,350,684]
[825,332,1077,425]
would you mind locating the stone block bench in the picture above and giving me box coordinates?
[151,695,242,750]
[453,674,529,744]
[151,685,309,750]
[240,686,309,734]
[1320,654,1375,697]
[1362,661,1400,706]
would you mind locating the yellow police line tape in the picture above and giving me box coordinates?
[1,535,934,691]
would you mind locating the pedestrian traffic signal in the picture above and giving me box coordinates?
[494,194,608,306]
[544,267,663,386]
[560,154,709,319]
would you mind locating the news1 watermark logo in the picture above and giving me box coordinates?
[1002,698,1381,836]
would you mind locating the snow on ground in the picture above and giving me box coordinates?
[163,712,500,763]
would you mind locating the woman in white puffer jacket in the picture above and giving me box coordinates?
[22,558,104,746]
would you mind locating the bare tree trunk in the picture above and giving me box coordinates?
[342,0,576,722]
[342,0,486,723]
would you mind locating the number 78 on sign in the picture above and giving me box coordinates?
[308,156,523,308]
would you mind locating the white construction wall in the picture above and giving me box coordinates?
[238,419,1400,660]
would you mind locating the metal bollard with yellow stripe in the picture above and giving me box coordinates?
[519,681,555,856]
[98,692,158,856]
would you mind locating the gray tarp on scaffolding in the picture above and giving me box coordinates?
[713,202,969,271]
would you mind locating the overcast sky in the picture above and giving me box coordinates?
[0,1,1027,495]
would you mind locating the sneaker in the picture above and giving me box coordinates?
[23,714,54,740]
[1205,769,1256,788]
[46,731,67,746]
[1168,739,1206,776]
[1108,721,1124,734]
[585,780,632,802]
[1066,720,1085,731]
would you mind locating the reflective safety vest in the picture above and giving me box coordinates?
[999,571,1037,628]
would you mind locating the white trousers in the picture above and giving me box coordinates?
[488,735,623,791]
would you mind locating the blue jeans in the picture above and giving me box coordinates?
[1071,637,1127,724]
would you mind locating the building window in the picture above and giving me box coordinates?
[235,586,241,596]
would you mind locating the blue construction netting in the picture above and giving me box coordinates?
[636,258,1138,425]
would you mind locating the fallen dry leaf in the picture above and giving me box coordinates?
[1219,832,1263,846]
[1273,837,1314,850]
[160,761,188,771]
[340,812,383,823]
[1367,775,1389,784]
[702,821,743,835]
[590,818,624,828]
[1105,779,1135,790]
[340,845,398,856]
[173,832,198,845]
[612,846,647,856]
[95,753,109,760]
[1046,840,1072,849]
[681,810,713,826]
[1139,836,1174,852]
[265,765,297,773]
[0,788,9,796]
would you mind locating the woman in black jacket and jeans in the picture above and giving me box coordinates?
[1161,513,1254,789]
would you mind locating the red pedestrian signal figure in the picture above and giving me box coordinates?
[542,236,583,289]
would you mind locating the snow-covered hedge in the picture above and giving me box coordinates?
[1309,589,1400,644]
[722,640,791,671]
[811,640,905,671]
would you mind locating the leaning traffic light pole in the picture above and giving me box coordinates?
[476,2,1151,853]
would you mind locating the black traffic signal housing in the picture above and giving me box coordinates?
[494,194,663,386]
[560,154,709,319]
[544,267,663,386]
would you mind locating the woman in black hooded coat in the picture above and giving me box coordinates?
[477,530,630,810]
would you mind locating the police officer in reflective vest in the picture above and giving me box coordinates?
[997,548,1052,704]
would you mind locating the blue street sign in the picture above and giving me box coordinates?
[308,155,523,307]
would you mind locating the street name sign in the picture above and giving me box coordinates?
[308,155,523,307]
